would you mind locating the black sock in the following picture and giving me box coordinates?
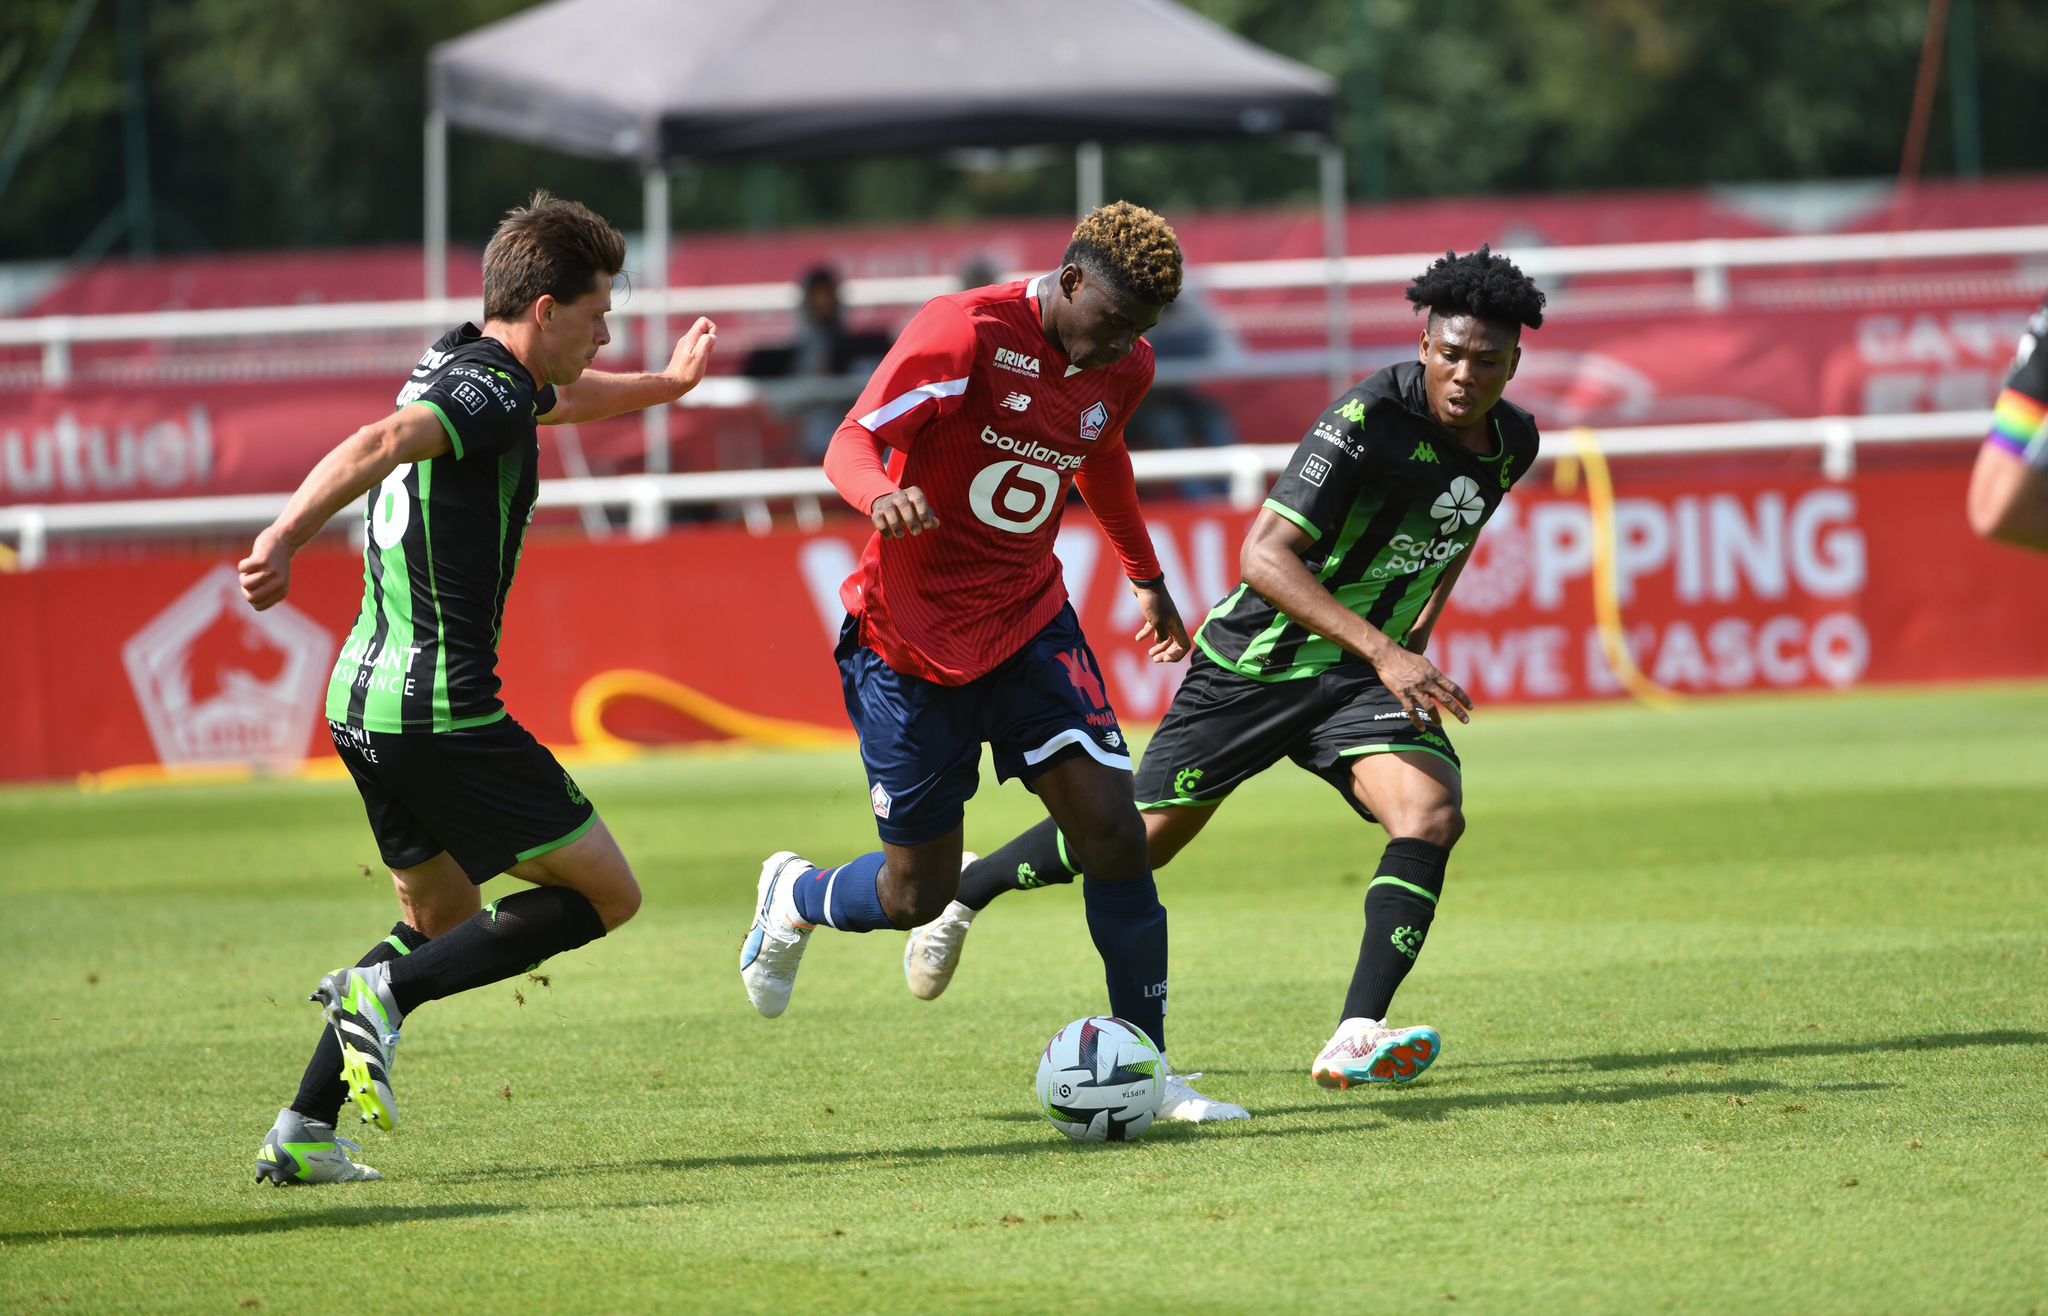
[385,887,607,1015]
[1342,838,1449,1024]
[290,922,427,1124]
[957,817,1079,910]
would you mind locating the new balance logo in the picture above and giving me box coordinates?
[1000,391,1032,412]
[1411,441,1438,463]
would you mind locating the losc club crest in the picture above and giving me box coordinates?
[1078,401,1109,442]
[121,565,334,769]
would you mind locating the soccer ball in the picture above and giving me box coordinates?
[1034,1015,1164,1143]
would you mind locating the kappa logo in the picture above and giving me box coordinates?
[1000,391,1032,412]
[995,347,1041,377]
[1078,401,1109,442]
[1500,454,1516,489]
[1336,399,1368,424]
[1411,441,1438,463]
[870,782,892,819]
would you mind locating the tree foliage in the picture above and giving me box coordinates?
[1,0,2044,259]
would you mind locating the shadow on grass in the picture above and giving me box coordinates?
[1185,1074,1796,1124]
[0,1202,522,1246]
[1455,1028,2048,1077]
[420,1118,1386,1188]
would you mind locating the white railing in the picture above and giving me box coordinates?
[5,224,2047,387]
[0,409,1991,569]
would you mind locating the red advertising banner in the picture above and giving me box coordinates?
[1,454,2043,784]
[9,176,2048,506]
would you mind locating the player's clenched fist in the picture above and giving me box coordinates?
[239,526,293,611]
[871,486,939,539]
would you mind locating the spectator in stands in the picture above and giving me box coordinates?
[1967,292,2048,553]
[743,266,893,462]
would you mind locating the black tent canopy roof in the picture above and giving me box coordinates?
[429,0,1335,164]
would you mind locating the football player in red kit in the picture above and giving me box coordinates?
[739,202,1244,1122]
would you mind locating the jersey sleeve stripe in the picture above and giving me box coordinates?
[857,376,970,432]
[412,400,465,460]
[1261,497,1323,542]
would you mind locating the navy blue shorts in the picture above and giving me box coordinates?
[837,604,1131,846]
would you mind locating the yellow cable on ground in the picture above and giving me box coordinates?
[569,669,851,754]
[1568,426,1686,710]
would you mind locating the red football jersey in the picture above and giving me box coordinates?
[832,278,1163,685]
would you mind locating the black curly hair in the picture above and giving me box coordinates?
[1405,245,1545,335]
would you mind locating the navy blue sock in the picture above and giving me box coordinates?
[789,852,895,932]
[1081,874,1169,1055]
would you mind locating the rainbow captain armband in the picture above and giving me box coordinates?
[1988,387,2048,471]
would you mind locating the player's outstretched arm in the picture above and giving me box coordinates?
[238,406,452,612]
[1240,509,1470,732]
[1966,442,2048,553]
[542,316,718,426]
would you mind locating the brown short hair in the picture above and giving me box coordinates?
[481,191,627,321]
[1064,201,1183,306]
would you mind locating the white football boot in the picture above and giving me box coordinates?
[902,852,978,1000]
[1157,1056,1250,1122]
[254,1108,382,1185]
[1312,1017,1443,1089]
[739,851,816,1017]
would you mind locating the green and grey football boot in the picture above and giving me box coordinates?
[254,1108,382,1185]
[311,961,404,1131]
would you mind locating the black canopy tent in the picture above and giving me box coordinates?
[425,0,1343,468]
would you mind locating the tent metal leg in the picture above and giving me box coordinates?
[1077,141,1104,217]
[1319,137,1350,397]
[425,109,448,302]
[643,164,671,477]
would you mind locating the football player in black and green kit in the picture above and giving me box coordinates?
[240,192,717,1183]
[903,248,1545,1108]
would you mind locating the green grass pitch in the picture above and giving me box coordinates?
[3,685,2046,1312]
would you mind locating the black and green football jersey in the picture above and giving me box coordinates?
[1195,360,1540,682]
[325,324,557,733]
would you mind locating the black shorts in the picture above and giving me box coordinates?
[329,715,596,882]
[1132,650,1461,822]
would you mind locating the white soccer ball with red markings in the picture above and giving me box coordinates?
[1034,1015,1164,1143]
